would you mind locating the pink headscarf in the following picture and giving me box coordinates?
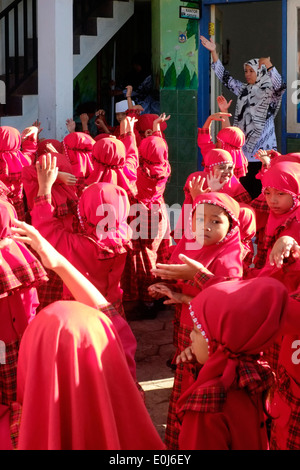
[0,126,31,176]
[171,192,243,327]
[63,132,94,179]
[216,126,248,178]
[86,137,137,199]
[261,161,300,248]
[22,152,78,220]
[16,301,165,450]
[137,135,171,207]
[77,182,132,255]
[37,139,63,156]
[173,149,250,242]
[178,277,289,417]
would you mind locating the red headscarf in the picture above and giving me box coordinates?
[171,192,243,327]
[37,139,63,156]
[216,126,248,178]
[63,132,94,179]
[136,113,167,139]
[137,135,171,207]
[177,277,289,417]
[261,161,300,248]
[86,137,137,199]
[77,182,132,255]
[0,200,48,298]
[0,126,31,176]
[22,153,78,219]
[16,301,165,450]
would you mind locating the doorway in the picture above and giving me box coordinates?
[200,0,283,150]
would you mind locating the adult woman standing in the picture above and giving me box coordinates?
[200,35,286,198]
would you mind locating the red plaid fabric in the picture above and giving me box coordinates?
[234,189,252,205]
[165,322,200,450]
[179,360,274,416]
[270,365,300,450]
[0,259,48,299]
[10,401,22,450]
[121,203,171,302]
[0,339,20,406]
[36,269,63,312]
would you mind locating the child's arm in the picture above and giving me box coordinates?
[151,254,211,281]
[152,113,171,135]
[125,85,134,109]
[202,112,232,131]
[217,95,232,128]
[95,110,111,134]
[80,113,90,134]
[11,219,110,308]
[148,282,193,305]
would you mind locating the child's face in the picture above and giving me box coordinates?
[244,65,257,85]
[214,162,234,183]
[115,112,126,123]
[190,326,209,364]
[264,187,294,215]
[192,203,231,246]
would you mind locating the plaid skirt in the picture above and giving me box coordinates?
[270,365,300,450]
[0,339,20,406]
[121,203,171,302]
[165,322,201,450]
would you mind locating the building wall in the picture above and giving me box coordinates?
[153,0,199,207]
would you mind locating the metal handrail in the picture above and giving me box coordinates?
[0,0,37,94]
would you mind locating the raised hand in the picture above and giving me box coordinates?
[36,153,58,196]
[188,175,210,201]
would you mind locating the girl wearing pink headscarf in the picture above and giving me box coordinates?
[85,133,138,203]
[247,161,300,282]
[31,155,132,317]
[173,148,251,243]
[15,300,165,450]
[0,126,31,220]
[150,192,243,449]
[62,131,95,196]
[0,200,48,449]
[177,277,290,450]
[121,133,171,318]
[198,111,248,179]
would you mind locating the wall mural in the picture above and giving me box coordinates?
[160,1,199,90]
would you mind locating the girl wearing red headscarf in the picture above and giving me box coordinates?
[173,148,251,243]
[177,277,290,450]
[85,126,138,204]
[198,111,248,179]
[0,200,48,449]
[122,132,172,318]
[62,131,95,196]
[22,150,78,311]
[149,192,243,449]
[31,155,132,318]
[15,300,165,450]
[0,126,32,220]
[247,161,300,281]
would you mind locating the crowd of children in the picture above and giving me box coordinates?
[0,75,299,451]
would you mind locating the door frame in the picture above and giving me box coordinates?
[198,0,287,168]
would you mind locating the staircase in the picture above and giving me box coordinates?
[0,0,134,128]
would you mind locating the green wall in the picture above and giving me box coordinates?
[152,0,199,206]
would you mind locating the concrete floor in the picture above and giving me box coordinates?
[129,306,176,441]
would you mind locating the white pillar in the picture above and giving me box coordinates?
[37,0,73,140]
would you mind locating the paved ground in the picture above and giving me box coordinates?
[129,306,176,441]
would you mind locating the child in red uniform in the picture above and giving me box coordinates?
[0,201,48,449]
[173,148,251,243]
[0,126,32,220]
[177,277,290,450]
[149,192,243,449]
[9,221,161,450]
[31,155,132,318]
[258,235,300,450]
[198,109,248,179]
